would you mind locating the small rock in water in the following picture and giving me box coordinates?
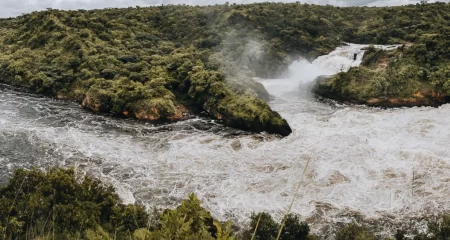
[204,193,216,198]
[192,122,212,131]
[230,140,242,151]
[327,171,350,186]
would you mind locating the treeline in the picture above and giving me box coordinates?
[1,168,450,240]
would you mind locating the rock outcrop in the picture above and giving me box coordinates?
[204,94,292,136]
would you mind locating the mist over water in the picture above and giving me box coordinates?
[1,44,450,237]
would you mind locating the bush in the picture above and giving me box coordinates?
[242,212,310,240]
[149,193,219,240]
[427,215,450,240]
[335,223,375,240]
[0,168,148,239]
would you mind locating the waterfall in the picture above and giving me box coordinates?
[312,44,368,73]
[313,43,402,73]
[284,43,403,88]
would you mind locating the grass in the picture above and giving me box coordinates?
[250,157,312,240]
[250,214,262,240]
[276,158,311,240]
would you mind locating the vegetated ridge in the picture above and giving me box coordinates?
[1,2,450,134]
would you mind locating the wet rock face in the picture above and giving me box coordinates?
[134,107,160,121]
[82,89,187,123]
[167,105,187,121]
[134,105,185,122]
[222,116,292,137]
[265,119,292,137]
[82,94,112,113]
[364,96,447,108]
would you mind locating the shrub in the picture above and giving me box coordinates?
[427,215,450,240]
[0,168,148,240]
[242,212,310,240]
[149,193,219,240]
[335,223,375,240]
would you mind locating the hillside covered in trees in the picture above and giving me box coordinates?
[1,2,450,134]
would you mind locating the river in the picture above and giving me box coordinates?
[1,44,450,237]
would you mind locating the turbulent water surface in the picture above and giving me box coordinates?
[1,44,450,237]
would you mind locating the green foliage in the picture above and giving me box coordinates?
[394,229,408,240]
[149,193,218,240]
[86,227,112,240]
[214,220,235,240]
[335,223,375,240]
[244,212,279,240]
[424,215,450,240]
[0,168,148,240]
[242,212,310,240]
[0,168,236,240]
[361,46,387,68]
[281,214,310,240]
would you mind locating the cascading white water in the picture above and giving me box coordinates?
[1,44,449,238]
[314,44,366,73]
[288,43,402,79]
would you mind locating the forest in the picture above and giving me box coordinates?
[2,2,450,135]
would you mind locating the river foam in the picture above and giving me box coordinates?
[1,44,449,237]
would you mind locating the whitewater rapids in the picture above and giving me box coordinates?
[1,44,449,237]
